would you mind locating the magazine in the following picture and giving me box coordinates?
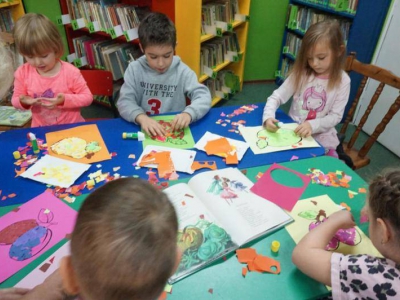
[164,167,293,283]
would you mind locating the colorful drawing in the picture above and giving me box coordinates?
[256,128,302,149]
[206,174,247,205]
[177,218,234,273]
[0,209,55,261]
[51,137,101,159]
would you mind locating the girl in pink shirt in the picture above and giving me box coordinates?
[12,13,92,127]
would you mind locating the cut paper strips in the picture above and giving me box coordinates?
[308,168,352,188]
[16,242,71,289]
[238,123,320,154]
[195,131,249,162]
[137,146,196,174]
[285,195,381,256]
[142,115,195,149]
[45,124,111,163]
[20,155,90,188]
[251,163,310,211]
[0,192,77,283]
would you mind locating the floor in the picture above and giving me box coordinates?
[81,82,400,182]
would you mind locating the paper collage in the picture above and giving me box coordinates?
[0,192,77,283]
[142,115,196,149]
[45,124,111,163]
[285,195,381,257]
[239,123,320,154]
[20,155,90,188]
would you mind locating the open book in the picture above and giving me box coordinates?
[164,167,292,283]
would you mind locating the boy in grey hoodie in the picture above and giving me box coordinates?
[117,12,211,137]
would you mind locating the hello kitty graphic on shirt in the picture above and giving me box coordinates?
[302,84,327,120]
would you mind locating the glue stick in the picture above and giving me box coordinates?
[28,132,40,154]
[274,121,284,128]
[122,132,145,141]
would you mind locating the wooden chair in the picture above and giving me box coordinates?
[80,70,119,118]
[340,52,400,169]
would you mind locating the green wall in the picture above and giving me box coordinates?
[244,0,289,81]
[22,0,69,60]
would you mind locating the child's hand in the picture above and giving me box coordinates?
[19,95,39,107]
[328,210,356,229]
[39,94,65,109]
[264,118,280,132]
[171,113,191,131]
[0,287,30,299]
[295,121,312,138]
[136,114,166,137]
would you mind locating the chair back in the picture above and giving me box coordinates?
[341,52,400,169]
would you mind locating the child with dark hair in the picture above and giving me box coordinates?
[2,178,179,300]
[293,169,400,299]
[117,12,211,136]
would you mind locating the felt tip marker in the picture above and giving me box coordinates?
[122,131,145,141]
[274,121,283,128]
[28,132,40,154]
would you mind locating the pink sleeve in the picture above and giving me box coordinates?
[330,252,343,298]
[62,67,93,109]
[11,67,30,110]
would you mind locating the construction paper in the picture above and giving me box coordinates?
[46,124,111,163]
[194,131,249,161]
[139,151,175,178]
[137,146,196,174]
[0,192,77,283]
[251,163,310,211]
[16,241,70,289]
[142,115,195,149]
[20,155,90,188]
[191,161,217,172]
[238,123,320,154]
[285,195,381,256]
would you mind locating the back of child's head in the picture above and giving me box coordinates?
[0,41,14,99]
[138,12,176,50]
[291,20,346,91]
[71,178,178,300]
[13,13,63,57]
[368,169,400,240]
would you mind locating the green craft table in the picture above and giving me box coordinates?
[0,156,369,300]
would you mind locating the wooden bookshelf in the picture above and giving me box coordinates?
[0,0,25,44]
[175,0,251,105]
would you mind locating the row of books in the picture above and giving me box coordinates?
[204,70,241,99]
[201,0,240,35]
[0,8,13,33]
[200,33,240,75]
[65,0,150,32]
[295,0,358,14]
[277,57,294,79]
[71,36,142,80]
[283,32,302,59]
[287,4,352,41]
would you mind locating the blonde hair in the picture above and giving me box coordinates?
[13,13,63,57]
[290,20,346,91]
[0,42,14,99]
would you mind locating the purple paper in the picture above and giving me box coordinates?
[0,192,77,283]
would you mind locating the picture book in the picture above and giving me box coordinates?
[0,106,31,127]
[164,167,293,283]
[285,195,381,257]
[239,123,320,154]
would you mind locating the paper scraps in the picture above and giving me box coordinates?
[191,161,217,172]
[140,151,175,179]
[217,104,259,134]
[236,248,280,275]
[307,168,351,188]
[51,137,101,159]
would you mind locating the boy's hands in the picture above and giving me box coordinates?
[171,113,191,131]
[264,118,280,132]
[136,114,166,137]
[295,121,312,138]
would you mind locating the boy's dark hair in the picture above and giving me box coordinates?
[369,169,400,241]
[138,12,176,50]
[71,178,178,300]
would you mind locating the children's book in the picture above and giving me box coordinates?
[0,106,31,127]
[164,167,293,283]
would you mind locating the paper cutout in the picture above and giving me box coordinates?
[140,151,175,179]
[20,155,90,188]
[236,248,257,263]
[0,192,76,283]
[138,146,196,174]
[191,161,217,172]
[194,131,249,161]
[51,137,101,159]
[308,168,351,188]
[285,195,381,256]
[251,164,310,211]
[16,242,70,288]
[46,124,111,163]
[236,248,280,274]
[239,124,320,154]
[142,115,196,149]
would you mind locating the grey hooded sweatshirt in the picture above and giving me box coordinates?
[117,55,211,124]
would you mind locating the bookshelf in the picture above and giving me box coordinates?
[0,0,25,44]
[175,0,251,106]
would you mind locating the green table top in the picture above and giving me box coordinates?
[0,156,369,300]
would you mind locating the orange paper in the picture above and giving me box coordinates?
[191,161,217,171]
[204,138,232,155]
[236,248,257,263]
[140,151,175,179]
[253,255,281,274]
[46,124,111,163]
